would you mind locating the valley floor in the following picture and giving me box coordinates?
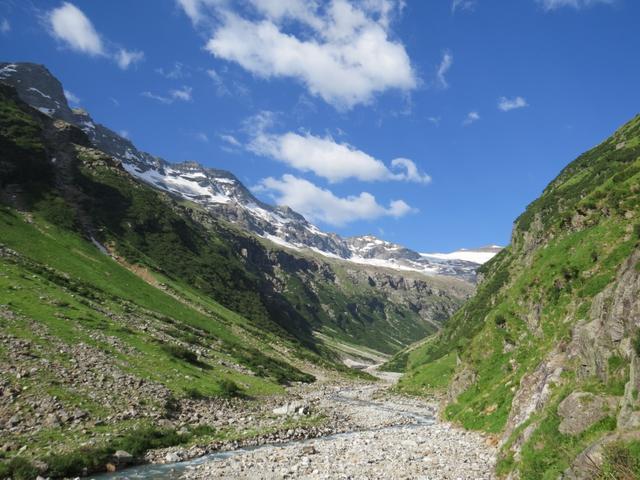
[97,369,496,480]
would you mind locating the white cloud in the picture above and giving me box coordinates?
[64,89,80,105]
[176,0,226,25]
[206,68,231,96]
[391,158,431,184]
[463,111,480,126]
[498,96,528,112]
[435,50,453,89]
[142,86,193,104]
[248,127,430,184]
[219,133,241,146]
[46,2,143,69]
[171,86,193,101]
[116,49,144,70]
[183,0,416,109]
[142,91,173,104]
[1,18,10,34]
[452,0,477,13]
[48,2,104,55]
[537,0,614,10]
[256,174,415,226]
[119,129,130,139]
[427,116,441,126]
[156,62,188,79]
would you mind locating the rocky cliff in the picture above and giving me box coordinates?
[396,114,640,478]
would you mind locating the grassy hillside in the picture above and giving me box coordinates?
[395,114,640,478]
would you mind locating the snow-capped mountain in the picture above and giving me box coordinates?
[421,245,503,265]
[0,62,497,281]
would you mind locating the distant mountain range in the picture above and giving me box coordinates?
[0,62,499,282]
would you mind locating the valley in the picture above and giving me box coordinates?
[2,56,639,480]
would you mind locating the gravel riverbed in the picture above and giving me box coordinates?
[181,378,496,480]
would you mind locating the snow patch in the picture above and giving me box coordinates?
[27,87,52,99]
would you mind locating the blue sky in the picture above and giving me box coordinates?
[1,0,639,252]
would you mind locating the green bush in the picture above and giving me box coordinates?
[218,378,242,398]
[159,342,200,365]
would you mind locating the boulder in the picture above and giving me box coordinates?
[557,392,618,436]
[112,450,134,465]
[272,402,309,416]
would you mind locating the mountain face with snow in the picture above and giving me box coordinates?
[0,62,495,282]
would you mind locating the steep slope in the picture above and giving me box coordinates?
[396,114,640,478]
[0,83,327,477]
[0,62,485,282]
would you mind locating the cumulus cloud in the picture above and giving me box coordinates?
[141,86,193,104]
[435,50,453,89]
[247,122,430,184]
[256,174,415,226]
[48,2,104,55]
[498,96,528,112]
[46,2,143,68]
[178,0,417,109]
[63,89,80,105]
[537,0,614,10]
[1,18,10,34]
[115,49,144,70]
[463,111,480,126]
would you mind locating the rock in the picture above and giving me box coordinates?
[33,460,49,473]
[165,452,182,463]
[272,402,308,416]
[301,445,317,455]
[112,450,134,465]
[557,392,618,436]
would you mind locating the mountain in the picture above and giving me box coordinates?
[421,245,503,265]
[0,62,478,358]
[392,114,640,478]
[0,62,488,283]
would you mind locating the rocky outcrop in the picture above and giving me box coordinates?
[557,392,618,436]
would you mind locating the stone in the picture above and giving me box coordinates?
[301,445,317,455]
[165,452,182,463]
[113,450,134,465]
[557,392,618,436]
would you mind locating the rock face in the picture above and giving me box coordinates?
[401,113,640,478]
[0,61,489,282]
[557,392,618,436]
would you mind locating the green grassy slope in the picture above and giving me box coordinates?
[396,114,640,478]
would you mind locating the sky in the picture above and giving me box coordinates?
[0,0,639,253]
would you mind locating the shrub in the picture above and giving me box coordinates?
[218,379,242,398]
[159,342,199,365]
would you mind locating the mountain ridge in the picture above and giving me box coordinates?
[0,61,496,282]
